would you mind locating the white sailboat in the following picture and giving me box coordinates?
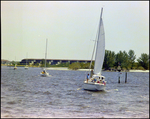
[14,64,17,70]
[24,53,29,69]
[40,39,49,77]
[14,56,17,70]
[83,8,106,91]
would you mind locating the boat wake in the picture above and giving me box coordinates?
[105,89,119,92]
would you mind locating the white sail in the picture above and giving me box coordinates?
[94,8,105,75]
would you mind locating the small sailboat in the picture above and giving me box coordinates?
[40,39,49,77]
[83,8,106,91]
[14,57,17,70]
[24,65,28,69]
[14,64,17,70]
[24,53,29,69]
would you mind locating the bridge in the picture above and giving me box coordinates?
[20,59,94,65]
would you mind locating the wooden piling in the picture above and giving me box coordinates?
[125,72,127,83]
[118,76,120,83]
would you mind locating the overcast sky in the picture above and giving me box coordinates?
[1,1,149,61]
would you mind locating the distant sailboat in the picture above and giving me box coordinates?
[83,8,106,91]
[14,64,17,70]
[25,53,28,69]
[40,39,50,77]
[14,57,17,70]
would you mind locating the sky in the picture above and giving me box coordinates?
[1,1,149,61]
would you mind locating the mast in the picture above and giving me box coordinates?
[88,39,97,74]
[26,52,28,66]
[45,39,48,69]
[15,56,16,66]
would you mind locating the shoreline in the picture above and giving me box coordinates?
[2,66,149,72]
[129,70,149,72]
[46,67,149,72]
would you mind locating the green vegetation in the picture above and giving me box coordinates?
[128,50,136,69]
[68,62,81,70]
[137,53,149,70]
[50,62,70,67]
[40,59,51,67]
[68,49,149,70]
[103,50,115,70]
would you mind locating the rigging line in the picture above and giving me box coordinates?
[84,38,91,79]
[84,9,101,78]
[88,39,97,75]
[88,19,100,75]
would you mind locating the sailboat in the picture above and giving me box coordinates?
[14,64,17,70]
[14,56,17,70]
[40,39,49,77]
[83,8,106,91]
[24,53,28,69]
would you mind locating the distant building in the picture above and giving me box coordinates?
[1,59,11,65]
[19,59,94,65]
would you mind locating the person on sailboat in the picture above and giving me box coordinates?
[100,79,103,84]
[43,69,45,73]
[90,69,94,78]
[86,74,90,83]
[42,69,45,74]
[93,78,97,82]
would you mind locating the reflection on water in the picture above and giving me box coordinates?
[1,66,149,118]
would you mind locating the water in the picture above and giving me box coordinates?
[1,66,149,118]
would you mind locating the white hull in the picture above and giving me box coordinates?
[40,72,49,77]
[24,66,28,69]
[83,81,106,91]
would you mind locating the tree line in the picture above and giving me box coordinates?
[68,49,149,70]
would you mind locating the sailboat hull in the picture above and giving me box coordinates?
[83,81,106,91]
[24,67,28,69]
[40,72,49,77]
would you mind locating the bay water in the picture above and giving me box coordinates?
[1,66,149,118]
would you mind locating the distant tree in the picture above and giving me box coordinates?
[138,66,145,70]
[90,62,95,69]
[115,51,124,68]
[34,62,39,67]
[132,62,138,69]
[128,50,136,69]
[80,62,90,69]
[53,62,70,67]
[68,62,81,70]
[137,53,149,70]
[122,51,131,70]
[40,59,45,67]
[103,50,115,70]
[115,50,131,70]
[17,62,20,65]
[11,61,16,66]
[65,62,70,67]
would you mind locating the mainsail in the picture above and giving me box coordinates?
[94,8,105,75]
